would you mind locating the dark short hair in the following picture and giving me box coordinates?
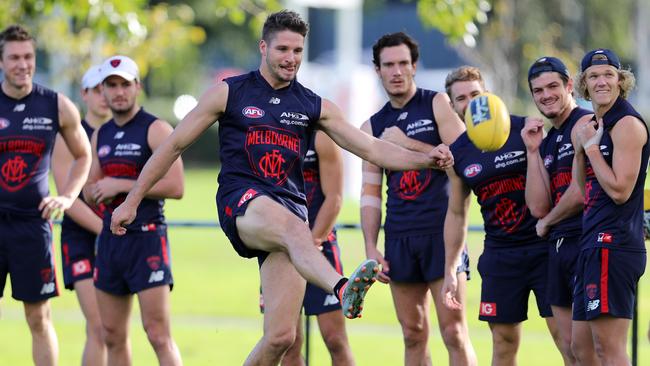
[262,10,309,43]
[0,24,35,58]
[372,32,419,67]
[444,66,485,97]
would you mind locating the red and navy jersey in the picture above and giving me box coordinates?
[303,135,325,227]
[582,97,649,252]
[0,83,59,216]
[218,70,320,208]
[540,107,592,240]
[451,115,541,247]
[370,88,448,238]
[96,108,164,230]
[62,119,104,232]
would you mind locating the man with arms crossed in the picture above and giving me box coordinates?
[86,55,184,365]
[360,33,476,365]
[110,10,451,366]
[52,64,111,365]
[521,57,597,366]
[0,24,91,365]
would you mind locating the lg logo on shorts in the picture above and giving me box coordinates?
[148,270,164,283]
[480,302,497,316]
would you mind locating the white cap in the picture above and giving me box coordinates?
[99,55,139,82]
[81,65,103,89]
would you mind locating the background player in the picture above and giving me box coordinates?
[279,130,354,365]
[52,64,111,366]
[0,24,91,366]
[109,10,452,366]
[85,55,184,365]
[521,56,596,366]
[442,66,560,366]
[572,48,648,365]
[360,32,476,365]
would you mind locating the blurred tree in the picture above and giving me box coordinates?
[0,0,205,98]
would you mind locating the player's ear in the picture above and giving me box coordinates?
[259,39,267,56]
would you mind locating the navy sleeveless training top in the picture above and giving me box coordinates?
[303,134,325,227]
[369,88,448,238]
[451,115,542,248]
[0,83,59,216]
[217,70,320,209]
[96,108,164,230]
[582,97,649,252]
[62,120,104,232]
[540,107,592,240]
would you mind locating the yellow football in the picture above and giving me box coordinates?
[464,93,510,151]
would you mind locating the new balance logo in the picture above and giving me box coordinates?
[13,104,25,112]
[114,131,125,139]
[148,270,164,283]
[269,97,281,104]
[587,299,600,311]
[323,294,339,306]
[40,282,55,295]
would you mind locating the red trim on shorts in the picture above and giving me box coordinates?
[161,236,169,265]
[331,240,343,275]
[50,236,61,296]
[600,248,609,313]
[62,242,70,265]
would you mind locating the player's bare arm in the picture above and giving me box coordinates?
[579,116,647,203]
[571,119,588,195]
[52,133,103,234]
[40,93,91,219]
[521,116,552,218]
[441,167,471,310]
[433,92,465,145]
[310,131,343,246]
[110,82,228,234]
[91,120,184,203]
[317,98,449,171]
[359,120,390,283]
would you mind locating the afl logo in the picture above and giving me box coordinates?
[242,106,265,119]
[0,118,9,129]
[543,154,553,168]
[464,163,482,178]
[98,145,111,158]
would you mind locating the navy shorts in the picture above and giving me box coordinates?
[94,224,173,295]
[61,228,97,290]
[477,244,552,323]
[303,234,344,315]
[385,232,470,283]
[0,213,59,302]
[546,235,580,307]
[573,247,646,321]
[216,186,307,260]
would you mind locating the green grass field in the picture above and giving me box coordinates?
[1,168,649,365]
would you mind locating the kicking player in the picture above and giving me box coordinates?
[521,56,596,366]
[0,24,92,366]
[442,66,557,365]
[109,10,451,366]
[360,32,476,365]
[52,64,111,365]
[572,48,648,365]
[85,55,184,365]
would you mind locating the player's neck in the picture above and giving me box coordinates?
[594,98,617,120]
[112,105,140,126]
[258,67,291,90]
[549,99,577,129]
[388,85,417,109]
[84,113,110,129]
[1,80,32,100]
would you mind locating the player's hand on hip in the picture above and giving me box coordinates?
[521,117,545,152]
[379,126,408,147]
[429,144,454,170]
[442,272,462,311]
[365,246,391,283]
[39,195,74,220]
[110,201,137,236]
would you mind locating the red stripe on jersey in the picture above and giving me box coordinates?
[161,236,169,265]
[600,248,609,313]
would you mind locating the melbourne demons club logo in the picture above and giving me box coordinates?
[147,256,161,270]
[245,125,300,186]
[242,106,265,119]
[586,284,598,300]
[303,168,319,206]
[389,169,431,200]
[0,136,46,192]
[492,197,526,233]
[583,166,600,213]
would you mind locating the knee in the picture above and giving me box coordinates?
[265,327,298,355]
[143,322,172,351]
[440,323,465,350]
[321,331,347,354]
[401,322,428,348]
[101,323,127,349]
[87,322,105,344]
[491,330,519,354]
[24,306,52,334]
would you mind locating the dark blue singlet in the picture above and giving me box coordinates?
[369,88,448,238]
[0,83,59,216]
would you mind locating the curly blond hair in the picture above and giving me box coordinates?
[575,68,636,100]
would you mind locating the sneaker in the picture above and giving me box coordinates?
[340,259,379,319]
